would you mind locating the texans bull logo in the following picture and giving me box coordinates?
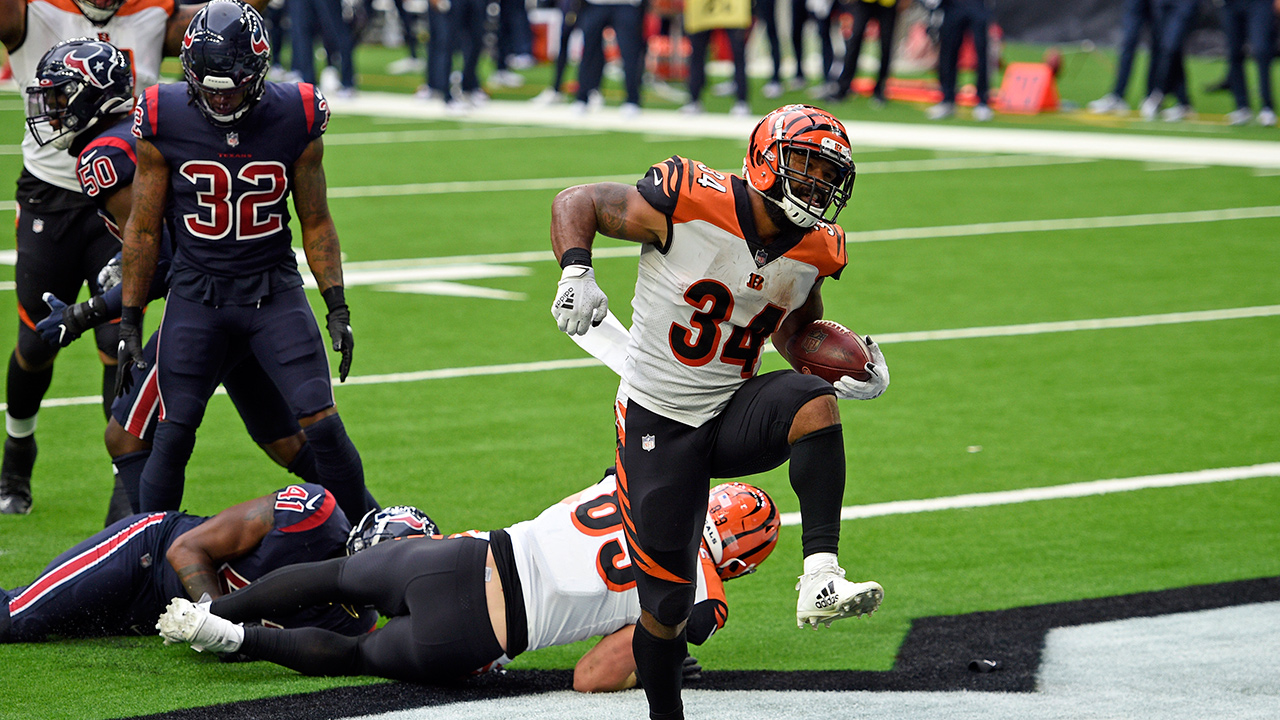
[61,45,116,89]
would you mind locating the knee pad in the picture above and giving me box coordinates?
[16,325,56,369]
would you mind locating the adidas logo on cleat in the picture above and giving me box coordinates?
[814,581,838,609]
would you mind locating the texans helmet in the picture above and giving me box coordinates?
[743,104,856,228]
[71,0,126,24]
[702,482,781,581]
[25,38,134,150]
[346,505,440,555]
[180,0,271,126]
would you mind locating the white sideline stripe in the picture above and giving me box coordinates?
[778,463,1280,526]
[10,304,1278,412]
[324,93,1280,169]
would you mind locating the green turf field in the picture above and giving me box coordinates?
[0,39,1277,719]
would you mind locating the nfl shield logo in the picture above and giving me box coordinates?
[801,329,827,354]
[754,248,769,266]
[31,218,44,234]
[226,132,239,147]
[642,434,656,452]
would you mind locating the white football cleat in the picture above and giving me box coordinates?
[796,562,883,628]
[156,597,244,653]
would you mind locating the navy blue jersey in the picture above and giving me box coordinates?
[132,81,329,304]
[77,116,137,241]
[2,484,374,641]
[77,118,172,308]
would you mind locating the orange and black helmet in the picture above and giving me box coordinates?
[743,104,856,228]
[702,482,781,581]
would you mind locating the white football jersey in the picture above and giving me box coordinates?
[10,0,173,191]
[504,474,724,652]
[618,156,848,427]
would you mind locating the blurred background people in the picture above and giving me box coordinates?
[1140,0,1197,121]
[1088,0,1158,114]
[1216,0,1276,126]
[290,0,359,95]
[824,0,899,105]
[683,0,753,115]
[572,0,645,114]
[925,0,993,120]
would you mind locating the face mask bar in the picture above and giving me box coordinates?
[25,84,77,147]
[777,144,856,224]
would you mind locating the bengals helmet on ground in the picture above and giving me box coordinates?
[743,104,856,229]
[25,39,134,149]
[702,482,781,581]
[180,0,272,126]
[346,505,440,555]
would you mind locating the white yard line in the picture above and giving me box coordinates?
[322,126,594,145]
[323,155,1096,199]
[15,304,1278,411]
[779,463,1280,526]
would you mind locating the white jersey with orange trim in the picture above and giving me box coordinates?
[10,0,174,191]
[619,155,849,427]
[503,473,726,652]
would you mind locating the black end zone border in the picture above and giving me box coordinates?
[126,576,1280,720]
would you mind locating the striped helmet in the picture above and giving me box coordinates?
[702,482,781,581]
[743,104,856,228]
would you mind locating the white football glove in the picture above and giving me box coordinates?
[97,255,123,293]
[833,337,889,400]
[551,264,609,336]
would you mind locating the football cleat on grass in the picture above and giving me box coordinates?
[156,597,244,653]
[795,557,883,628]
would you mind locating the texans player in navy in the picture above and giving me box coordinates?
[0,0,275,516]
[0,483,428,643]
[28,39,327,528]
[118,1,375,521]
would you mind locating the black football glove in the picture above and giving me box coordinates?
[36,292,110,348]
[115,306,146,398]
[322,286,353,382]
[682,655,703,682]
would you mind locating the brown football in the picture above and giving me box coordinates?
[784,320,872,383]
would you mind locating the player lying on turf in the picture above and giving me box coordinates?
[26,37,375,527]
[157,470,780,692]
[0,484,433,643]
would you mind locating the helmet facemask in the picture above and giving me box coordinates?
[26,82,81,149]
[763,140,855,229]
[71,0,126,24]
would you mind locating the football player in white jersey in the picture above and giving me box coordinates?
[0,0,270,516]
[155,473,781,693]
[549,104,888,720]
